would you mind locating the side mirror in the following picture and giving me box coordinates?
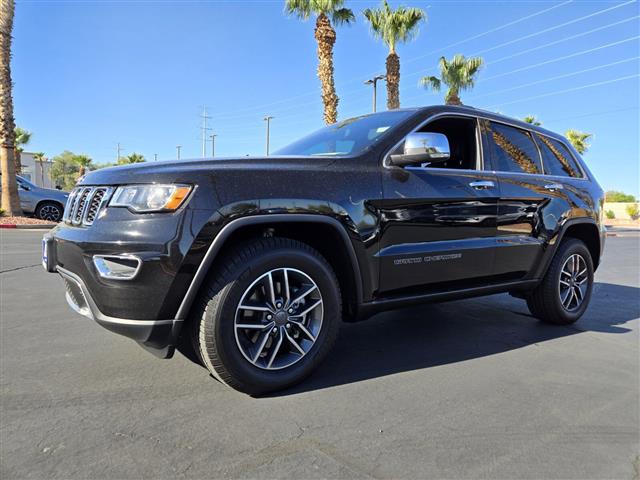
[390,132,450,167]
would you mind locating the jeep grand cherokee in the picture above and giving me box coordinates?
[43,105,605,394]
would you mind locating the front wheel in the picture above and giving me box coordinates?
[527,238,594,325]
[191,237,341,395]
[36,202,63,222]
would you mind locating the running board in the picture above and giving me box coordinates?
[356,279,539,320]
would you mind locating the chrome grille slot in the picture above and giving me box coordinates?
[84,187,110,225]
[64,186,113,227]
[63,188,79,222]
[72,188,92,224]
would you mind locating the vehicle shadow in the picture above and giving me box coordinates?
[270,282,639,397]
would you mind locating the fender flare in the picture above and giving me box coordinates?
[536,217,601,279]
[174,213,364,321]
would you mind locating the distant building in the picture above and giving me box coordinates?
[19,152,55,189]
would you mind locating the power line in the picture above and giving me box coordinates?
[206,0,577,121]
[467,57,639,101]
[402,0,575,66]
[487,74,640,109]
[483,16,639,68]
[480,36,640,82]
[208,2,637,125]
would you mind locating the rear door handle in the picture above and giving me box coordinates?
[469,180,495,189]
[544,183,564,191]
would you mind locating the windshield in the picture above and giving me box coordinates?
[16,175,37,189]
[274,110,416,157]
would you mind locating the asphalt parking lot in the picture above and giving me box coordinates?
[1,229,638,479]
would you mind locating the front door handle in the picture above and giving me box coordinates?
[544,183,564,191]
[469,180,495,189]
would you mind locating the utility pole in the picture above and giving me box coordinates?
[209,134,217,159]
[176,145,182,160]
[116,142,123,163]
[364,75,386,113]
[264,115,274,156]
[200,106,212,158]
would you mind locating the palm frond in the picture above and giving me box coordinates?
[284,0,312,20]
[363,7,385,40]
[523,115,542,126]
[362,0,426,51]
[419,75,441,91]
[332,7,355,25]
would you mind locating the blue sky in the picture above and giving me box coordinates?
[13,0,640,195]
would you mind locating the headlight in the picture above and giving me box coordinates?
[109,184,192,212]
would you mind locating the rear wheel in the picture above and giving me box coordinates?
[191,237,341,395]
[527,238,594,325]
[36,202,63,222]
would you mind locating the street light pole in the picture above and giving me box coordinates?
[364,75,386,113]
[176,145,182,160]
[209,134,217,159]
[264,116,274,156]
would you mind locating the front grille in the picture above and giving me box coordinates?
[63,186,114,226]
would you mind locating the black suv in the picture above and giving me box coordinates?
[44,106,605,394]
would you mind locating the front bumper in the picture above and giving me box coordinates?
[43,202,220,357]
[57,266,181,358]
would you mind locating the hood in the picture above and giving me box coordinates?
[79,156,336,186]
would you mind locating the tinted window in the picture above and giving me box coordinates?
[535,134,582,178]
[274,110,416,157]
[483,121,542,174]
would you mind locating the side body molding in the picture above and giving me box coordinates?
[174,214,364,321]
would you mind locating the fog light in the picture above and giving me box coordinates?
[93,255,141,280]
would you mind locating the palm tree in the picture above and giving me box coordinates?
[0,0,21,216]
[285,0,355,125]
[363,0,425,110]
[14,126,31,173]
[73,154,92,178]
[118,152,145,164]
[420,54,483,105]
[523,115,541,126]
[33,151,46,186]
[565,129,592,155]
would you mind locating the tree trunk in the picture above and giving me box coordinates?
[445,90,462,105]
[314,14,338,125]
[13,146,20,172]
[0,0,21,216]
[386,52,400,110]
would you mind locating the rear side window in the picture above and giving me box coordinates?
[535,134,583,178]
[483,121,542,174]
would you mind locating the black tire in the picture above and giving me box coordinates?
[35,201,63,222]
[527,238,594,325]
[190,237,341,395]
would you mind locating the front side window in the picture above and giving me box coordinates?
[482,121,542,174]
[274,110,416,157]
[535,134,582,178]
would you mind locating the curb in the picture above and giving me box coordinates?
[0,224,56,230]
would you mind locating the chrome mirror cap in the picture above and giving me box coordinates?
[390,132,451,167]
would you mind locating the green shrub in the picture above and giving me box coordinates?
[605,210,615,219]
[625,203,639,220]
[0,208,5,216]
[605,190,636,202]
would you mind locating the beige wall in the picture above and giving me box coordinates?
[604,202,639,220]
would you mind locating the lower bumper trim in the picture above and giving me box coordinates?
[57,266,180,357]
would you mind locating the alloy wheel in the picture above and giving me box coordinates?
[234,268,323,370]
[39,204,61,222]
[558,253,589,312]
